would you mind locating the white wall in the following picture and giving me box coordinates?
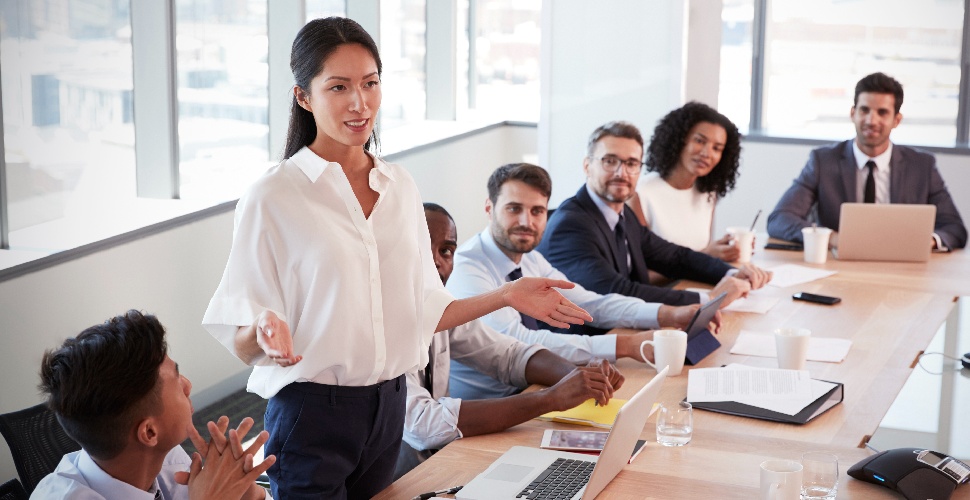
[0,124,538,481]
[539,0,688,207]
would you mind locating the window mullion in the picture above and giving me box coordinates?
[957,0,970,145]
[426,0,458,120]
[268,0,307,161]
[749,0,768,133]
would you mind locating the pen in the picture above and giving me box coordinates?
[411,485,463,500]
[749,209,762,232]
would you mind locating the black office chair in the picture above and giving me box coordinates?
[0,403,81,493]
[0,479,28,500]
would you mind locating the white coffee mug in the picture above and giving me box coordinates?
[774,328,811,370]
[801,227,832,264]
[641,330,688,377]
[760,459,803,500]
[726,226,755,263]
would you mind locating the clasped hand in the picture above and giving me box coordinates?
[503,277,593,328]
[175,416,277,500]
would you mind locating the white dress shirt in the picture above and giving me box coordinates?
[403,318,544,453]
[31,448,190,500]
[636,172,716,251]
[852,140,892,204]
[203,147,454,398]
[446,229,661,399]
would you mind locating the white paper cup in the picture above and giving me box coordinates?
[774,328,811,370]
[801,227,832,264]
[760,460,803,500]
[726,226,755,263]
[641,330,688,377]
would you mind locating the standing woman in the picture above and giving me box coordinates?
[202,17,590,499]
[628,101,743,262]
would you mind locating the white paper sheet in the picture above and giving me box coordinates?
[723,295,781,314]
[729,330,853,363]
[766,264,837,288]
[686,366,813,403]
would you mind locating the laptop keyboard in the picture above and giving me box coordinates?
[516,457,595,499]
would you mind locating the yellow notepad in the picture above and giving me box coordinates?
[537,398,628,429]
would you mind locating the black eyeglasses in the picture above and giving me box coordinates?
[591,155,644,174]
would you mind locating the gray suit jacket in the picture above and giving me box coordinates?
[767,140,967,249]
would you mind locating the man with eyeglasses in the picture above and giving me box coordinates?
[537,121,772,307]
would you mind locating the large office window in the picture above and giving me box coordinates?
[306,0,345,21]
[175,0,269,201]
[722,0,966,147]
[466,0,540,122]
[380,0,427,130]
[0,0,135,238]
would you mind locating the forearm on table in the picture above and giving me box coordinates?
[457,391,558,438]
[523,350,576,387]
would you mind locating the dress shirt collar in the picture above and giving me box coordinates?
[289,146,396,184]
[480,229,523,279]
[585,184,621,231]
[77,449,156,499]
[851,139,893,173]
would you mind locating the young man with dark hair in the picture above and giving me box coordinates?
[768,72,967,250]
[395,204,624,478]
[32,310,274,500]
[447,163,717,400]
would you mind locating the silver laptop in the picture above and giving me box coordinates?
[456,366,668,500]
[836,203,936,262]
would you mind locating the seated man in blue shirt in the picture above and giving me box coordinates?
[767,72,966,250]
[447,163,714,401]
[395,203,625,478]
[32,310,274,500]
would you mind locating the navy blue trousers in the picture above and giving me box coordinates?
[264,374,406,499]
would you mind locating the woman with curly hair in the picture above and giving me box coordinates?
[629,101,743,262]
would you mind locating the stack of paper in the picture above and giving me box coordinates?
[767,264,837,288]
[537,398,627,428]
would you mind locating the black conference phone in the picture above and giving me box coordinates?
[848,447,970,500]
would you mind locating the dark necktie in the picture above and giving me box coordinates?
[506,268,540,330]
[423,345,434,395]
[154,488,162,500]
[614,215,630,276]
[864,160,876,204]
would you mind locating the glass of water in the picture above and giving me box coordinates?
[656,401,692,446]
[801,451,839,499]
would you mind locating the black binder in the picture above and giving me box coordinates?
[690,380,844,425]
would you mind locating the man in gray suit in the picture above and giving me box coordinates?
[767,72,967,250]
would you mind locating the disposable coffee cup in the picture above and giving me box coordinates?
[801,227,832,264]
[726,226,755,263]
[774,328,811,370]
[641,330,688,376]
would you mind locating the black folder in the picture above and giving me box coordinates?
[690,380,844,425]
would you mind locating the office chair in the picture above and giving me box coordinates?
[0,403,80,493]
[0,478,28,500]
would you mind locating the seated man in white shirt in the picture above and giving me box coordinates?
[447,163,714,400]
[395,204,625,478]
[32,310,275,500]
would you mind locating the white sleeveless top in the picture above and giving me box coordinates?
[635,172,716,251]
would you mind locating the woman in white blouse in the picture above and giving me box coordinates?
[629,101,743,262]
[202,17,591,499]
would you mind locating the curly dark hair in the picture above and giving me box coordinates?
[645,101,742,199]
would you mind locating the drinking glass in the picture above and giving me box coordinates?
[656,401,692,446]
[801,451,839,499]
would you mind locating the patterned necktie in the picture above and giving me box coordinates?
[614,215,630,276]
[864,160,876,204]
[506,268,540,330]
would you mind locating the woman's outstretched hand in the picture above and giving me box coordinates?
[503,277,593,328]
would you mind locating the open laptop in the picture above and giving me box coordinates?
[835,203,936,262]
[457,366,668,500]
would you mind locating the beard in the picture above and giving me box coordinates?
[491,224,541,255]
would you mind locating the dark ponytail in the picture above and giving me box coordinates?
[282,17,382,160]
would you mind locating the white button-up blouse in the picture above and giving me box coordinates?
[203,147,454,398]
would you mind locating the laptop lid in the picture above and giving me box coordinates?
[457,367,668,500]
[836,203,935,262]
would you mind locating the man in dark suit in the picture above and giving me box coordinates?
[537,121,772,307]
[767,72,967,250]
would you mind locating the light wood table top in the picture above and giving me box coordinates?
[377,256,968,499]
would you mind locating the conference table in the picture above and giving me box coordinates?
[376,247,970,499]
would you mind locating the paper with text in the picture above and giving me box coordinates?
[723,295,781,314]
[687,366,812,403]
